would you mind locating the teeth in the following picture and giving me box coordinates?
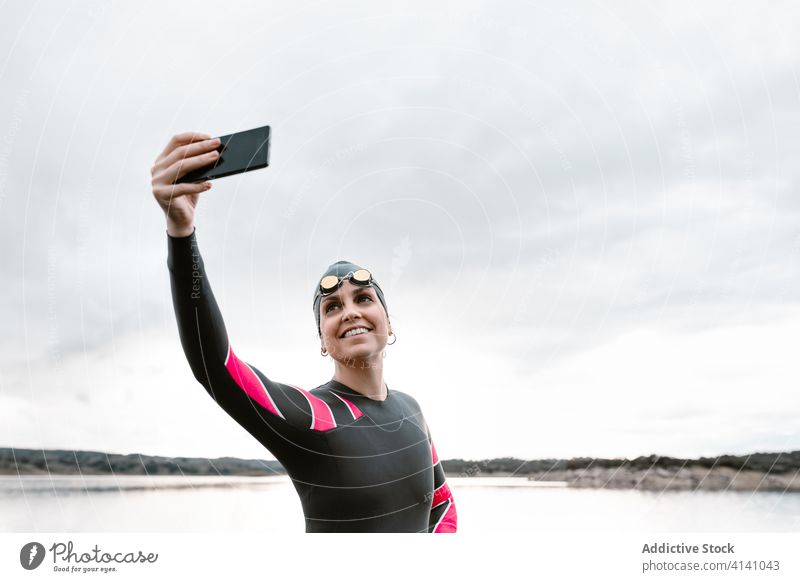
[344,327,369,338]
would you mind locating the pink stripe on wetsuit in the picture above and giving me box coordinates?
[224,345,285,419]
[225,345,367,432]
[429,437,458,533]
[433,500,458,533]
[289,384,336,431]
[332,391,364,420]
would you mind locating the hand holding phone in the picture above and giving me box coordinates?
[176,125,271,184]
[151,131,219,237]
[151,126,272,237]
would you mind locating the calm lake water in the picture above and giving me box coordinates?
[1,476,798,532]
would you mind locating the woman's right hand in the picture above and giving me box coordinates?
[151,131,221,237]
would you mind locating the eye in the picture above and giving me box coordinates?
[324,295,371,314]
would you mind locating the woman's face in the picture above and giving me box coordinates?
[319,280,390,362]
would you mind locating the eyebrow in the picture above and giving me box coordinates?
[320,286,373,305]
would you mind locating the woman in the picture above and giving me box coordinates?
[151,132,457,532]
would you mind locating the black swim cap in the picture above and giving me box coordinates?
[313,260,388,337]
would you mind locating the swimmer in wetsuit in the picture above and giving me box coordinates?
[151,132,457,532]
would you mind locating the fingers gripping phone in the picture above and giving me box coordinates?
[177,125,271,183]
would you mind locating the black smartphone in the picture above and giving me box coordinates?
[177,125,271,183]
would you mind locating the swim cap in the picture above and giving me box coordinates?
[313,260,388,337]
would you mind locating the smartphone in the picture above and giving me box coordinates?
[177,125,271,183]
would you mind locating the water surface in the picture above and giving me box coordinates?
[1,476,798,532]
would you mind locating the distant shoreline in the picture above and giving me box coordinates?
[525,466,800,492]
[2,447,798,492]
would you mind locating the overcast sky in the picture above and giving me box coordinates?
[1,0,798,463]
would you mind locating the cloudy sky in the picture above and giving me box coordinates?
[1,0,798,463]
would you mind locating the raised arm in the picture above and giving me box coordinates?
[426,424,458,533]
[153,132,317,455]
[166,229,316,435]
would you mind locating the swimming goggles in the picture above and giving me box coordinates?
[319,269,374,295]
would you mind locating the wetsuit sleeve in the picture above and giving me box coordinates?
[167,228,319,447]
[425,423,458,533]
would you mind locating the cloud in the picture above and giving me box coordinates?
[2,0,799,458]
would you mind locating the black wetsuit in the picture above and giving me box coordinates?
[167,229,457,533]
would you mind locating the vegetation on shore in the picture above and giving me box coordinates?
[2,447,799,485]
[0,448,284,476]
[443,453,800,491]
[441,451,800,477]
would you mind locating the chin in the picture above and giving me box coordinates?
[339,343,382,361]
[344,346,373,358]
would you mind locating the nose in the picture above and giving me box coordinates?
[340,296,364,322]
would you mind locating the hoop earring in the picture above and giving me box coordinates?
[387,332,396,345]
[321,347,328,357]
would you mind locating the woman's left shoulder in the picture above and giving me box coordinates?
[392,389,423,411]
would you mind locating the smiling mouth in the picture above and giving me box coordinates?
[341,327,372,339]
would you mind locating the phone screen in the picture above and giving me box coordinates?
[177,125,270,183]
